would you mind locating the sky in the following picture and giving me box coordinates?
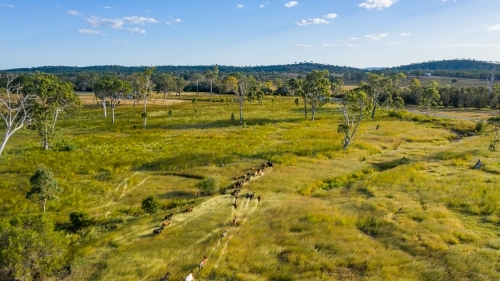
[1,0,500,69]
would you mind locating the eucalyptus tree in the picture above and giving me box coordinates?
[94,75,132,124]
[0,74,34,156]
[487,68,495,97]
[365,72,406,118]
[94,82,108,117]
[420,80,440,116]
[303,70,331,121]
[204,65,219,94]
[191,72,204,96]
[24,72,80,150]
[137,67,155,129]
[25,165,62,213]
[234,73,246,124]
[330,78,345,97]
[287,78,305,117]
[221,75,238,94]
[154,73,174,99]
[173,76,187,97]
[487,116,500,151]
[337,89,371,150]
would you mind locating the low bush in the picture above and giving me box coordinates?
[69,211,92,230]
[195,175,220,195]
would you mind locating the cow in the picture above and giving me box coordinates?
[153,226,164,235]
[159,272,170,281]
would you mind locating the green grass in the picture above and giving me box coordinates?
[2,92,500,280]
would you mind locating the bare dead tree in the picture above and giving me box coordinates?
[0,74,34,156]
[487,68,495,97]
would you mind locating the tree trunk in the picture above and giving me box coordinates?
[239,101,243,124]
[210,81,213,94]
[0,130,11,156]
[163,91,166,99]
[102,100,107,118]
[343,138,351,150]
[111,106,115,124]
[311,101,316,121]
[196,82,199,96]
[303,99,307,120]
[43,198,47,213]
[43,137,49,150]
[370,104,377,118]
[143,98,147,129]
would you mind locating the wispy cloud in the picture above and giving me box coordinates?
[324,13,338,19]
[0,4,14,8]
[122,16,159,24]
[260,2,270,8]
[322,43,335,47]
[67,10,83,16]
[292,44,313,47]
[175,18,181,22]
[366,33,389,40]
[349,37,359,40]
[113,39,127,43]
[347,44,360,47]
[236,4,244,8]
[86,16,124,29]
[488,25,500,31]
[439,43,500,48]
[400,32,411,36]
[295,13,338,26]
[389,42,404,45]
[103,6,115,9]
[359,0,398,10]
[285,1,298,8]
[77,29,102,35]
[127,27,146,34]
[296,18,328,26]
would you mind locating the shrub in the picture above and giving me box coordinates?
[142,195,160,215]
[476,119,485,132]
[195,175,220,196]
[230,112,235,121]
[69,211,92,230]
[94,169,112,181]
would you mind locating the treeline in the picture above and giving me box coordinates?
[380,59,500,79]
[401,81,500,109]
[4,63,360,77]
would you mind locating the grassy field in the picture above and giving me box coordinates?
[2,92,500,280]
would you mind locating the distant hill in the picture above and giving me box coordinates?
[2,63,361,76]
[382,59,500,79]
[3,59,500,80]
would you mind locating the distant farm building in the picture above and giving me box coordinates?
[424,73,432,76]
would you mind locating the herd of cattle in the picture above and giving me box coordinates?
[152,161,273,234]
[153,161,274,280]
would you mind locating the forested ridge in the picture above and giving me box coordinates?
[382,59,500,79]
[4,59,500,79]
[3,63,360,75]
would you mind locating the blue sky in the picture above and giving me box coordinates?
[1,0,500,69]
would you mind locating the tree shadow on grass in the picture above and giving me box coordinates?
[144,117,304,131]
[159,190,194,199]
[135,153,238,171]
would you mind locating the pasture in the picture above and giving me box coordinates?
[1,92,500,280]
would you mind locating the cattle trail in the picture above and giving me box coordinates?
[90,172,148,211]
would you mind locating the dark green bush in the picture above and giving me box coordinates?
[69,211,92,230]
